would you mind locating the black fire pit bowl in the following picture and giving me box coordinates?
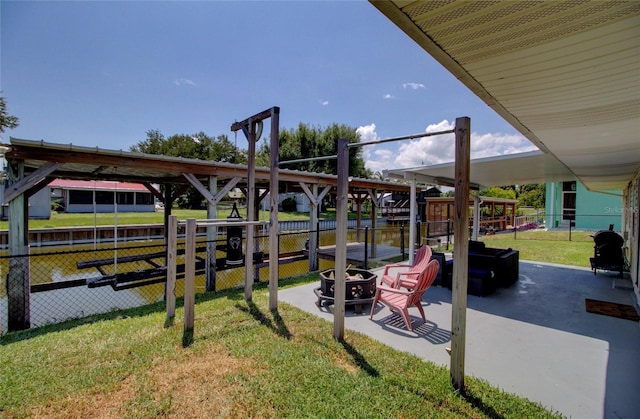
[319,268,377,300]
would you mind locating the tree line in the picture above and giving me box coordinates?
[1,94,543,210]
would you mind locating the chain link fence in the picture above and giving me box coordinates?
[2,211,620,333]
[1,226,350,334]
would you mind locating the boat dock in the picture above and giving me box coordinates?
[314,242,406,267]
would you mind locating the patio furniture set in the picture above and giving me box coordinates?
[315,241,520,331]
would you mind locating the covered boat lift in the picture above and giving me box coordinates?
[0,107,413,332]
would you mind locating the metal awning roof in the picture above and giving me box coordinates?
[371,1,640,191]
[386,150,575,189]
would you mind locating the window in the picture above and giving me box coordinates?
[96,191,114,205]
[562,181,576,220]
[136,192,153,205]
[68,190,92,204]
[117,192,134,205]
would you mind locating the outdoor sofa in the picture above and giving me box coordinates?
[433,240,520,296]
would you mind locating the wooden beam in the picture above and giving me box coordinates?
[451,117,470,391]
[143,182,164,202]
[230,107,279,132]
[183,172,240,207]
[7,140,413,193]
[25,176,55,199]
[3,161,60,204]
[170,184,191,202]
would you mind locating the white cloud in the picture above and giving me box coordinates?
[402,82,425,90]
[356,123,378,143]
[383,93,394,99]
[174,78,197,86]
[359,120,538,175]
[320,100,329,106]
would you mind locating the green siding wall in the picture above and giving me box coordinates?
[545,182,622,230]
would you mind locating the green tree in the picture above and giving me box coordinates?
[517,183,545,208]
[483,186,516,200]
[0,95,19,135]
[131,130,243,163]
[130,130,245,208]
[257,122,371,178]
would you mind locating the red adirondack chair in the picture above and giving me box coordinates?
[370,258,440,331]
[380,245,432,288]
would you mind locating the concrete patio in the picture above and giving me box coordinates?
[279,260,640,419]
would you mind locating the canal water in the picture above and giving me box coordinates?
[0,225,411,333]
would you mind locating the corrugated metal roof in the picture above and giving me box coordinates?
[49,179,149,192]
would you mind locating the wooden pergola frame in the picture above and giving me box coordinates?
[1,109,412,331]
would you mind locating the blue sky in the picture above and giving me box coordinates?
[1,0,536,174]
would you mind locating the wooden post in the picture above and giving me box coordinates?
[309,184,319,272]
[472,193,480,241]
[370,190,377,259]
[206,176,218,292]
[408,178,417,263]
[355,194,363,242]
[334,138,349,339]
[299,182,331,273]
[451,117,470,390]
[245,120,257,301]
[269,108,280,310]
[184,218,196,333]
[7,159,30,331]
[166,215,177,322]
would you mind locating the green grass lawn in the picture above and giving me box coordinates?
[0,218,585,416]
[0,275,562,418]
[478,230,594,268]
[0,208,362,229]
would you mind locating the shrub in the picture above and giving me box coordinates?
[281,197,297,212]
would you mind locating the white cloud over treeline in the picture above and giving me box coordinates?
[357,120,538,174]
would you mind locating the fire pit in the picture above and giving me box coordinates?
[314,268,377,314]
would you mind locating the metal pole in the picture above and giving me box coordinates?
[400,224,405,260]
[347,129,454,147]
[408,178,417,264]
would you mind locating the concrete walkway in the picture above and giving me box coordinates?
[279,260,640,419]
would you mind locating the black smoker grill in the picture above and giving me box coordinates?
[589,230,625,278]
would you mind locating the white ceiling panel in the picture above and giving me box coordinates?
[371,0,640,191]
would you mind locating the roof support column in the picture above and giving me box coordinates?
[244,119,257,301]
[268,108,279,310]
[451,116,470,390]
[299,182,331,273]
[367,189,384,259]
[408,178,417,263]
[334,138,349,339]
[472,193,481,241]
[6,159,30,331]
[206,176,218,292]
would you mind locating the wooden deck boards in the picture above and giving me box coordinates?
[315,242,404,267]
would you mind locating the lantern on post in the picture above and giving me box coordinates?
[226,202,244,266]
